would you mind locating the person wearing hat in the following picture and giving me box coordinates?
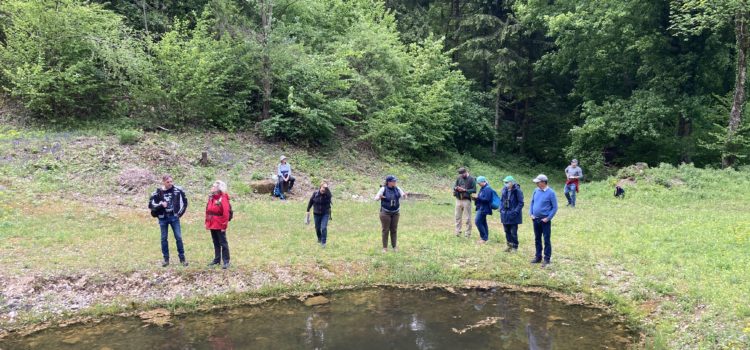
[374,175,407,252]
[453,167,476,237]
[500,175,524,252]
[564,159,583,207]
[474,176,495,244]
[277,155,296,193]
[529,174,558,267]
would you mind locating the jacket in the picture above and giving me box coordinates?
[453,175,476,200]
[475,185,494,215]
[500,184,524,225]
[149,186,188,218]
[307,190,332,215]
[205,192,230,230]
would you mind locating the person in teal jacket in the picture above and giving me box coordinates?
[474,176,494,244]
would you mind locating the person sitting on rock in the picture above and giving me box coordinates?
[277,155,296,193]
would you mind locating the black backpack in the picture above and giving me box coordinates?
[614,185,625,199]
[150,189,165,217]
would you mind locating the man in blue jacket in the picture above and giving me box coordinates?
[500,176,524,252]
[529,174,557,267]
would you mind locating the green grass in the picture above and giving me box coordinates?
[0,126,748,348]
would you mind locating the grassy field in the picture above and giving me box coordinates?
[0,128,749,348]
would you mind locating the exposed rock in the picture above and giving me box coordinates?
[303,296,330,307]
[139,308,172,327]
[250,180,276,194]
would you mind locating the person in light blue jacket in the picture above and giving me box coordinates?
[529,174,557,267]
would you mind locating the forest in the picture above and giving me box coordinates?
[1,0,749,177]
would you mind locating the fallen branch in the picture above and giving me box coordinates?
[451,316,503,334]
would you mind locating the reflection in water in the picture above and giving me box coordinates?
[2,289,632,350]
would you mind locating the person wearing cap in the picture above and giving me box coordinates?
[374,175,407,252]
[529,174,557,267]
[453,167,476,237]
[500,176,524,252]
[277,155,296,193]
[564,159,582,208]
[474,176,495,244]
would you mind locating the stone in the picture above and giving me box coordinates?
[250,180,276,194]
[303,296,330,307]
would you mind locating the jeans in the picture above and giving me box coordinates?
[564,183,577,207]
[159,215,185,261]
[278,176,296,192]
[379,211,399,248]
[454,199,472,236]
[210,229,230,264]
[532,218,552,261]
[314,213,330,244]
[503,224,519,248]
[475,212,489,241]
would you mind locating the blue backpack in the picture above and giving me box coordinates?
[490,189,501,210]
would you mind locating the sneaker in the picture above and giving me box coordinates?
[504,246,513,252]
[161,260,169,267]
[208,261,220,267]
[530,257,542,264]
[382,248,388,253]
[541,260,551,268]
[477,240,487,244]
[321,243,326,248]
[455,232,461,237]
[181,260,189,267]
[222,262,230,270]
[392,247,398,252]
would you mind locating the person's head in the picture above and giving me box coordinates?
[319,181,329,194]
[570,159,578,168]
[457,167,468,179]
[477,176,487,187]
[211,180,227,194]
[503,175,516,188]
[280,155,288,164]
[162,175,174,190]
[385,175,397,188]
[533,174,548,189]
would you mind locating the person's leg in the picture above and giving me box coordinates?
[543,221,552,262]
[210,230,221,264]
[509,224,519,249]
[533,220,543,261]
[288,176,296,190]
[313,214,323,243]
[219,230,230,264]
[454,200,463,236]
[389,212,399,248]
[475,212,488,241]
[564,184,572,205]
[320,214,329,245]
[170,217,185,262]
[569,183,577,207]
[464,200,472,237]
[503,224,512,246]
[159,219,169,262]
[379,212,390,249]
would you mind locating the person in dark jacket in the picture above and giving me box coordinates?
[500,175,524,252]
[453,167,476,237]
[374,175,407,253]
[205,180,231,269]
[148,175,189,267]
[474,176,494,244]
[307,182,333,247]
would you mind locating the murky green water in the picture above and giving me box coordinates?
[1,288,633,350]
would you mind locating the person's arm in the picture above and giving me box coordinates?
[374,187,385,201]
[514,189,524,215]
[286,165,292,180]
[277,164,283,177]
[546,191,558,221]
[149,190,160,209]
[177,189,188,217]
[399,187,407,199]
[529,190,535,217]
[221,195,230,226]
[307,192,315,212]
[466,178,476,195]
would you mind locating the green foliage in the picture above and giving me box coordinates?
[117,129,143,145]
[0,0,149,121]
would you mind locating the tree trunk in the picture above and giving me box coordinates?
[141,0,148,35]
[260,0,273,120]
[725,11,749,168]
[492,84,501,155]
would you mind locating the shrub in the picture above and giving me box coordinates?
[117,129,143,145]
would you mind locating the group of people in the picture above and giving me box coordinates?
[147,155,582,270]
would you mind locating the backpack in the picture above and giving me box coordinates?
[150,189,165,217]
[490,189,501,210]
[614,185,625,199]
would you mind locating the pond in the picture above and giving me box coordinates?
[1,288,633,350]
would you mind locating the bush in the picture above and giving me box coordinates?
[117,129,143,145]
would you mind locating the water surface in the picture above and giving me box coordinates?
[1,288,632,349]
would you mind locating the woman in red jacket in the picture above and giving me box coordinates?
[206,180,231,269]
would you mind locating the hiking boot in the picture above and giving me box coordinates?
[208,260,220,267]
[161,260,169,267]
[222,262,230,270]
[392,247,398,252]
[530,257,542,264]
[477,240,487,245]
[541,260,551,268]
[321,243,326,248]
[181,260,189,267]
[455,232,461,237]
[504,246,514,253]
[382,248,388,253]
